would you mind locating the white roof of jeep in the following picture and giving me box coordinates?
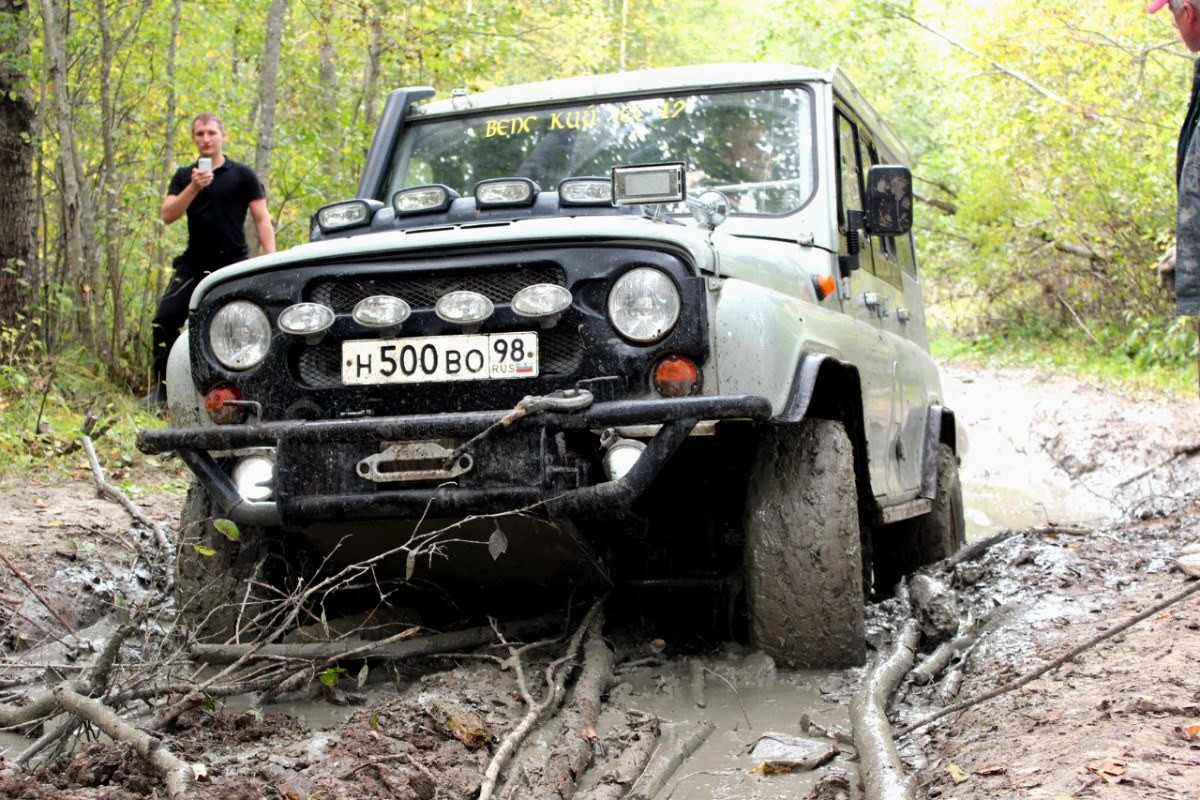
[411,64,830,116]
[407,63,907,163]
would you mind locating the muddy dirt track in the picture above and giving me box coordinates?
[0,363,1198,800]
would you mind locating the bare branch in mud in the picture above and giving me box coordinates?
[940,530,1021,571]
[909,626,981,686]
[191,614,561,664]
[478,598,605,800]
[526,611,614,800]
[584,718,661,800]
[897,577,1200,737]
[626,720,715,800]
[52,684,194,799]
[82,435,173,565]
[850,616,921,800]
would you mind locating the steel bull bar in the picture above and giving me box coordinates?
[138,394,773,527]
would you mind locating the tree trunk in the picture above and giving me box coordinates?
[39,0,95,346]
[96,0,123,374]
[318,0,338,171]
[247,0,289,256]
[0,0,35,331]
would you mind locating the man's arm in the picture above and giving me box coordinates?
[161,168,211,224]
[250,197,276,253]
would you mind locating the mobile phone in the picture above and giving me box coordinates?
[197,157,212,172]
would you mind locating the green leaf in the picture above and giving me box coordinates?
[318,667,346,688]
[192,544,216,557]
[214,518,239,541]
[247,708,264,722]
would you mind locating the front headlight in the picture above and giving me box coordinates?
[607,268,681,343]
[209,300,271,370]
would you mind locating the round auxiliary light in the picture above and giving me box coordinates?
[436,291,494,325]
[353,295,411,328]
[512,284,572,318]
[209,301,271,370]
[278,303,335,336]
[607,268,681,344]
[232,455,275,502]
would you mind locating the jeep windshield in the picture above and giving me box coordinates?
[384,87,815,216]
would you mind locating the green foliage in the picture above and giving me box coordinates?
[214,518,240,542]
[7,0,1194,397]
[318,667,347,688]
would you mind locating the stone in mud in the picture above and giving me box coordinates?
[808,767,852,800]
[750,732,837,771]
[909,573,959,641]
[1174,552,1200,578]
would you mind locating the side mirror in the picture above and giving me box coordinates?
[865,165,913,236]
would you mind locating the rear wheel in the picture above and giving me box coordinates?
[175,481,282,642]
[872,443,965,594]
[742,418,866,668]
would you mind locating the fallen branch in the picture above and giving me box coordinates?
[478,599,604,800]
[52,684,194,799]
[940,530,1020,571]
[897,577,1200,737]
[585,719,661,800]
[191,613,559,664]
[909,627,979,686]
[82,435,173,565]
[626,720,715,800]
[850,618,921,800]
[688,660,706,709]
[527,611,613,800]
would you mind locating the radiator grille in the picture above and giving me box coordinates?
[309,264,566,312]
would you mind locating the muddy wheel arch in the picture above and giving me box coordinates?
[742,417,866,668]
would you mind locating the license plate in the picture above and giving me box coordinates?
[342,332,538,385]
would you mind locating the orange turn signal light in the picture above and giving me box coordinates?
[814,274,837,301]
[205,385,245,425]
[653,355,699,398]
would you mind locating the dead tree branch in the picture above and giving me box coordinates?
[851,617,921,800]
[478,599,604,800]
[82,435,173,562]
[527,611,613,800]
[52,684,194,799]
[626,720,715,800]
[585,718,661,800]
[897,577,1200,737]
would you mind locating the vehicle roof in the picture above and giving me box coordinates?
[407,63,909,164]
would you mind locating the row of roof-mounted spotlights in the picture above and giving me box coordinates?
[277,284,573,341]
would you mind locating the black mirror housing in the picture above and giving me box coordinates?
[865,165,913,236]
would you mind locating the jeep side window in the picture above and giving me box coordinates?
[835,112,875,276]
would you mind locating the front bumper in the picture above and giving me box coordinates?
[139,394,772,527]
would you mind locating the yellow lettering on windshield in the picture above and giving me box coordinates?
[484,115,538,138]
[660,99,686,119]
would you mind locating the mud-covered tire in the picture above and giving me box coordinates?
[742,418,866,668]
[872,444,965,594]
[175,481,277,642]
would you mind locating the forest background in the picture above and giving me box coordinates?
[0,0,1193,470]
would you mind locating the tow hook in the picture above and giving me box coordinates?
[441,389,596,470]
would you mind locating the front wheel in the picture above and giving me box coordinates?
[742,418,866,668]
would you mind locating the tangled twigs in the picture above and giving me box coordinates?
[896,576,1200,738]
[478,598,605,800]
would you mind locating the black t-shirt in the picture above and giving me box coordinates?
[167,158,265,271]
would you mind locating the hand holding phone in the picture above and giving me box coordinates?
[197,157,212,172]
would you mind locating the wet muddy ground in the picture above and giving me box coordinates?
[0,363,1197,799]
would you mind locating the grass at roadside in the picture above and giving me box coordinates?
[0,347,178,487]
[931,325,1197,397]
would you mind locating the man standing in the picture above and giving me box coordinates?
[145,112,275,408]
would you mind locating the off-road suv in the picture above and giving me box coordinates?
[140,64,964,667]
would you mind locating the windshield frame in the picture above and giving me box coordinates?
[382,83,820,220]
